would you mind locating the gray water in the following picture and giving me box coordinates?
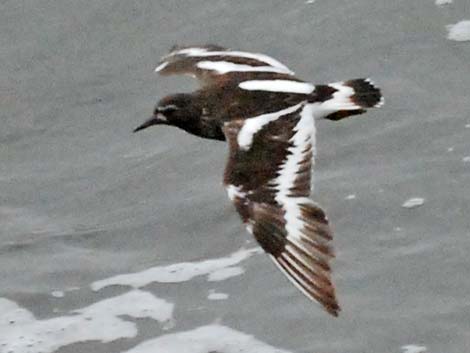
[1,0,470,352]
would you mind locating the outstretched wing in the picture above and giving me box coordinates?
[155,44,295,86]
[223,102,340,316]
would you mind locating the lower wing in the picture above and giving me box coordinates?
[223,102,340,316]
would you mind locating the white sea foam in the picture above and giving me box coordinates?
[436,0,452,5]
[345,194,356,200]
[402,198,425,209]
[207,290,229,300]
[463,156,470,162]
[446,20,470,41]
[0,290,173,353]
[402,344,427,353]
[207,266,245,281]
[91,247,261,291]
[121,324,292,353]
[51,290,64,298]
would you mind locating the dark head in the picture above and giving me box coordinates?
[134,93,225,141]
[134,93,202,133]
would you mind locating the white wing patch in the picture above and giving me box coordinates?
[154,61,169,72]
[167,47,209,56]
[272,103,316,241]
[226,184,246,201]
[239,80,315,94]
[237,103,304,151]
[196,61,292,74]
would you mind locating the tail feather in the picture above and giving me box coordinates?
[313,78,383,121]
[322,109,365,121]
[345,78,383,108]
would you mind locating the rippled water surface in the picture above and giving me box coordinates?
[2,0,470,352]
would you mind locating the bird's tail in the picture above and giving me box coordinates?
[313,78,384,121]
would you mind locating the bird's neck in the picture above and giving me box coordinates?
[174,103,225,141]
[176,117,225,141]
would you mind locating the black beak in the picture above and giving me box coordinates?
[133,113,167,133]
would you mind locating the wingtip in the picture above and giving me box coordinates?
[329,305,341,317]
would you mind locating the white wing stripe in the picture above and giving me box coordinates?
[239,80,315,94]
[226,184,246,201]
[155,61,169,72]
[237,103,303,151]
[168,47,209,56]
[196,61,292,74]
[272,104,316,241]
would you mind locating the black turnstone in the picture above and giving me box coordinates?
[134,45,383,317]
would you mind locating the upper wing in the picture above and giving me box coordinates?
[223,102,340,316]
[155,44,295,86]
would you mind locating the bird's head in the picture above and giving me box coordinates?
[134,93,202,133]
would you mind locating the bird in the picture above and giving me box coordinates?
[134,45,383,317]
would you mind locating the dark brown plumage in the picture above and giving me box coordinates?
[134,45,383,317]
